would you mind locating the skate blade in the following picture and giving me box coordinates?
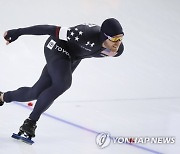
[11,133,34,145]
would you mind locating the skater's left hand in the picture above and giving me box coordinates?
[4,31,10,45]
[4,29,20,45]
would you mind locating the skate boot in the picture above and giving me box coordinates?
[11,118,37,144]
[0,92,4,106]
[19,118,37,138]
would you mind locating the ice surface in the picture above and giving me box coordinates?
[0,0,180,153]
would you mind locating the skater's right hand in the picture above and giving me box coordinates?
[4,29,20,45]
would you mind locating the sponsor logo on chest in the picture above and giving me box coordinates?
[47,39,70,58]
[47,39,56,50]
[55,45,70,58]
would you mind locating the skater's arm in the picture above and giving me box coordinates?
[18,25,60,37]
[4,25,60,45]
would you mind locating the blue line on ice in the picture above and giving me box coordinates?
[13,101,163,154]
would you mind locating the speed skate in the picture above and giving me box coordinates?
[11,131,34,145]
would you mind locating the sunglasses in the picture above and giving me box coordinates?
[104,33,123,42]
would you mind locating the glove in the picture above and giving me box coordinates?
[4,29,21,44]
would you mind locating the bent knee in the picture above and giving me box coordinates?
[54,80,72,96]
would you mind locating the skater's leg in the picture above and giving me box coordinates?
[3,65,52,103]
[29,58,72,121]
[17,37,72,137]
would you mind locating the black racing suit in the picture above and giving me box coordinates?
[3,24,124,121]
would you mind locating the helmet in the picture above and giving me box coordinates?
[100,18,124,42]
